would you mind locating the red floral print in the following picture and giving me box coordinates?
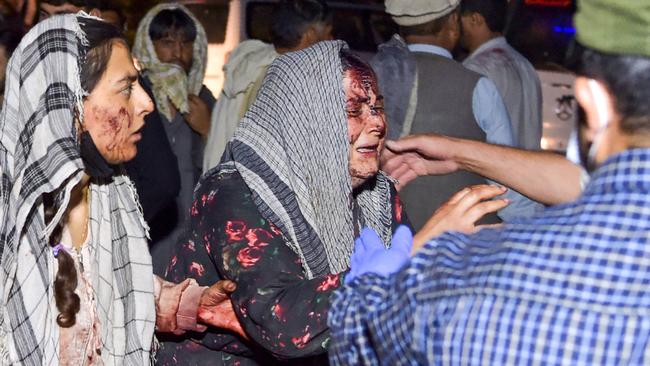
[188,262,205,277]
[160,170,408,364]
[291,327,312,349]
[225,221,247,242]
[236,246,262,268]
[316,274,340,292]
[190,200,199,217]
[272,303,286,322]
[245,228,273,247]
[184,240,196,252]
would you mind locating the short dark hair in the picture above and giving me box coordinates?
[460,0,507,33]
[399,9,457,38]
[41,0,88,6]
[0,24,23,57]
[340,48,375,78]
[271,0,332,49]
[78,16,126,96]
[572,43,650,135]
[149,8,197,42]
[85,0,125,26]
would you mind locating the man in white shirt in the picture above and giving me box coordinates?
[460,0,543,151]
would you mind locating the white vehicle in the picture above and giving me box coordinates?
[507,0,578,152]
[183,0,577,152]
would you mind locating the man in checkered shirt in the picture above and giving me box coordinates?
[328,1,650,365]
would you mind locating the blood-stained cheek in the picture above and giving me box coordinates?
[103,108,132,151]
[85,105,136,163]
[348,117,363,144]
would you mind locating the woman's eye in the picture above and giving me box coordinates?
[121,84,134,96]
[346,109,362,117]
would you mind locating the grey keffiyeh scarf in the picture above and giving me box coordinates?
[0,15,155,365]
[133,3,208,122]
[222,41,394,279]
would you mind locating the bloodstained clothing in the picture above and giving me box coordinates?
[156,168,408,365]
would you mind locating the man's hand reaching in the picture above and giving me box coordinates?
[382,134,460,190]
[197,280,248,340]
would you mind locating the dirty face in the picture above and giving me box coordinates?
[343,67,386,188]
[39,2,82,21]
[152,31,194,73]
[82,41,154,164]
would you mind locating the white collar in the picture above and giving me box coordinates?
[407,43,453,59]
[468,36,508,58]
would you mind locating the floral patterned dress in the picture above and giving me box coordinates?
[156,169,409,365]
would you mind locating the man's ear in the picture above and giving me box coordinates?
[575,77,617,135]
[447,11,461,35]
[88,8,101,18]
[471,12,485,27]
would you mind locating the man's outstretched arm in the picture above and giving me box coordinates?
[382,134,583,205]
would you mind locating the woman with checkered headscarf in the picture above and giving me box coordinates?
[0,14,238,365]
[158,41,411,365]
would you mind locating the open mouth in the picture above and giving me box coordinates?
[356,143,379,154]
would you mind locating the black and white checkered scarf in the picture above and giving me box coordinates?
[222,41,393,279]
[0,15,155,365]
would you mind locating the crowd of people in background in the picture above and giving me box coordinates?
[0,0,649,365]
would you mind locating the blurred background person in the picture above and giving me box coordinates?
[87,0,126,32]
[460,0,543,151]
[131,3,216,276]
[203,0,333,171]
[1,0,36,28]
[161,40,505,366]
[0,24,22,107]
[160,42,410,366]
[329,1,650,364]
[0,14,239,364]
[38,0,92,20]
[373,0,537,229]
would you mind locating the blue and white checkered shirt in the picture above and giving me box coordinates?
[328,148,650,365]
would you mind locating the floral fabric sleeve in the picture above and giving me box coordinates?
[164,170,339,359]
[163,170,410,361]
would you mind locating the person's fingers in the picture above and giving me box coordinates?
[177,278,192,292]
[209,279,237,298]
[474,223,504,232]
[380,148,396,165]
[187,95,203,111]
[384,135,427,154]
[445,187,472,206]
[220,280,237,293]
[454,185,507,212]
[390,167,419,190]
[465,199,509,225]
[388,162,413,182]
[381,153,408,174]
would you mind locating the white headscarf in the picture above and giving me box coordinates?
[133,3,208,121]
[0,15,155,365]
[221,41,394,278]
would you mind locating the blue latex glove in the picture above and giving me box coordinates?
[345,225,413,284]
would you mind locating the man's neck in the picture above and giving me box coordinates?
[468,32,501,54]
[403,35,453,52]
